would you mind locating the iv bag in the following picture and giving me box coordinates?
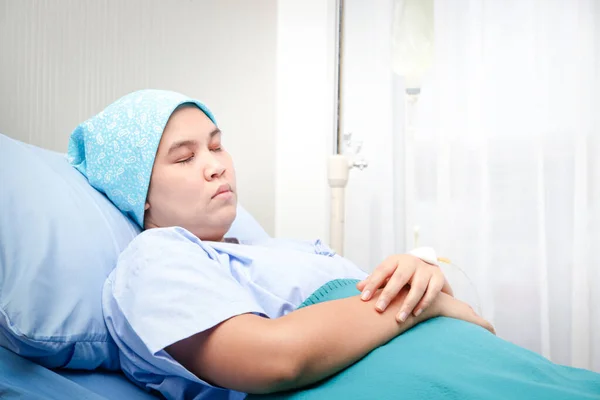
[392,0,434,90]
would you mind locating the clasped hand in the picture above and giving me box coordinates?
[358,254,495,334]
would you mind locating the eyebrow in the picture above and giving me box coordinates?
[209,128,222,138]
[167,128,221,155]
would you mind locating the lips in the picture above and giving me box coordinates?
[212,183,232,199]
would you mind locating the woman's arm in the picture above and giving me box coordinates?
[167,287,432,394]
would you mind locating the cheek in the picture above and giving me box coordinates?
[149,166,211,214]
[169,173,209,205]
[224,155,237,185]
[151,171,195,201]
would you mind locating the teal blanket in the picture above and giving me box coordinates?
[249,279,600,400]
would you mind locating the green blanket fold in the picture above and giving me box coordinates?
[249,279,600,400]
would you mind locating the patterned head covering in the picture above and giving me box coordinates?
[67,89,217,228]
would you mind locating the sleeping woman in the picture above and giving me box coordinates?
[68,90,600,400]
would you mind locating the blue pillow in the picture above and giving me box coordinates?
[0,133,269,370]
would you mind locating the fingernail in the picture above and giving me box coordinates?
[399,311,408,322]
[414,308,422,317]
[376,299,387,311]
[361,290,371,301]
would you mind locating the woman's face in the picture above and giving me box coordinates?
[144,105,237,241]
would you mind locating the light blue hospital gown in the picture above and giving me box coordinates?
[102,227,368,400]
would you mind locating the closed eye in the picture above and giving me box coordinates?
[177,154,195,164]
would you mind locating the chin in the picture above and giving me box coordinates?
[222,202,238,225]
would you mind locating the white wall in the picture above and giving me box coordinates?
[338,0,398,271]
[0,0,277,234]
[274,0,337,242]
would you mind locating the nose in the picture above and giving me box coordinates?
[204,157,226,181]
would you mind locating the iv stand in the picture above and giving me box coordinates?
[328,0,368,256]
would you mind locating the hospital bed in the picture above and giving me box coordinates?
[4,131,600,400]
[0,345,159,399]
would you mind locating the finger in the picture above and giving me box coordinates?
[412,271,445,317]
[457,308,496,335]
[441,277,454,297]
[396,268,430,322]
[356,279,367,291]
[375,262,416,313]
[360,258,398,301]
[357,275,391,292]
[473,316,496,335]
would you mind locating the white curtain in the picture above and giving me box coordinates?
[343,0,600,371]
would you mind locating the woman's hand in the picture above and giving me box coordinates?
[357,254,453,323]
[430,292,496,335]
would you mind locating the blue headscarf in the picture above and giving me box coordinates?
[67,89,217,228]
